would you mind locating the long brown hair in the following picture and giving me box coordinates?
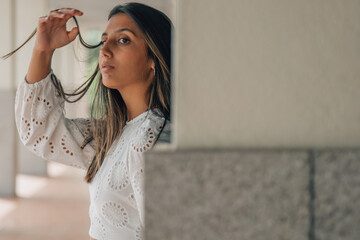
[3,2,172,183]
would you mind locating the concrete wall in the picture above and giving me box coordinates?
[145,1,360,239]
[145,149,360,240]
[173,0,360,149]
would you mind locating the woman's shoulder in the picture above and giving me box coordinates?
[149,108,171,143]
[129,108,170,152]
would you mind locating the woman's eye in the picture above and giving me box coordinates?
[99,38,129,47]
[118,38,130,44]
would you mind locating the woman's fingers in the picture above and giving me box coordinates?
[39,15,47,24]
[47,11,66,20]
[55,8,83,16]
[34,8,83,51]
[67,27,79,41]
[39,8,83,22]
[49,8,83,19]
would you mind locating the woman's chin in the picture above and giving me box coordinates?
[102,77,116,89]
[101,80,123,92]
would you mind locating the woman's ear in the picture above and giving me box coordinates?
[149,58,155,71]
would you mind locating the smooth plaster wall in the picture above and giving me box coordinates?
[173,0,360,149]
[0,0,16,196]
[15,0,48,86]
[0,0,12,91]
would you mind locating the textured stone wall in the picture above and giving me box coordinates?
[314,150,360,240]
[144,149,360,240]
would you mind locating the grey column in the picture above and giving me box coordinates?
[0,91,16,196]
[0,0,16,197]
[144,0,360,239]
[145,149,310,240]
[15,0,48,176]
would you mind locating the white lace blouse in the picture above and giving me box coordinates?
[14,71,170,240]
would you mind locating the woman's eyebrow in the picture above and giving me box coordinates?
[102,28,137,37]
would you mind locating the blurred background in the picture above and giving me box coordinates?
[1,0,360,239]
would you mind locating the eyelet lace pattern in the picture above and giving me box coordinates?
[15,71,168,239]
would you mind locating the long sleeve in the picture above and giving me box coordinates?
[128,149,146,227]
[15,70,96,170]
[127,115,166,227]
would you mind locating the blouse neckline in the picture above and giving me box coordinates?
[125,110,150,126]
[125,107,164,126]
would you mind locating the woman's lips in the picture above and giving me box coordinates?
[101,66,115,72]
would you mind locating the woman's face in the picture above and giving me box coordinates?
[99,13,154,91]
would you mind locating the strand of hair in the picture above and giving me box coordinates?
[1,28,37,60]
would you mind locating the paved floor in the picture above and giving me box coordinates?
[0,162,91,240]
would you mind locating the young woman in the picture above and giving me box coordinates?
[13,2,172,239]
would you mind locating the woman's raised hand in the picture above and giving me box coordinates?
[24,8,83,83]
[35,8,83,52]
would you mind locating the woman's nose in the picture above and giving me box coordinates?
[100,41,112,58]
